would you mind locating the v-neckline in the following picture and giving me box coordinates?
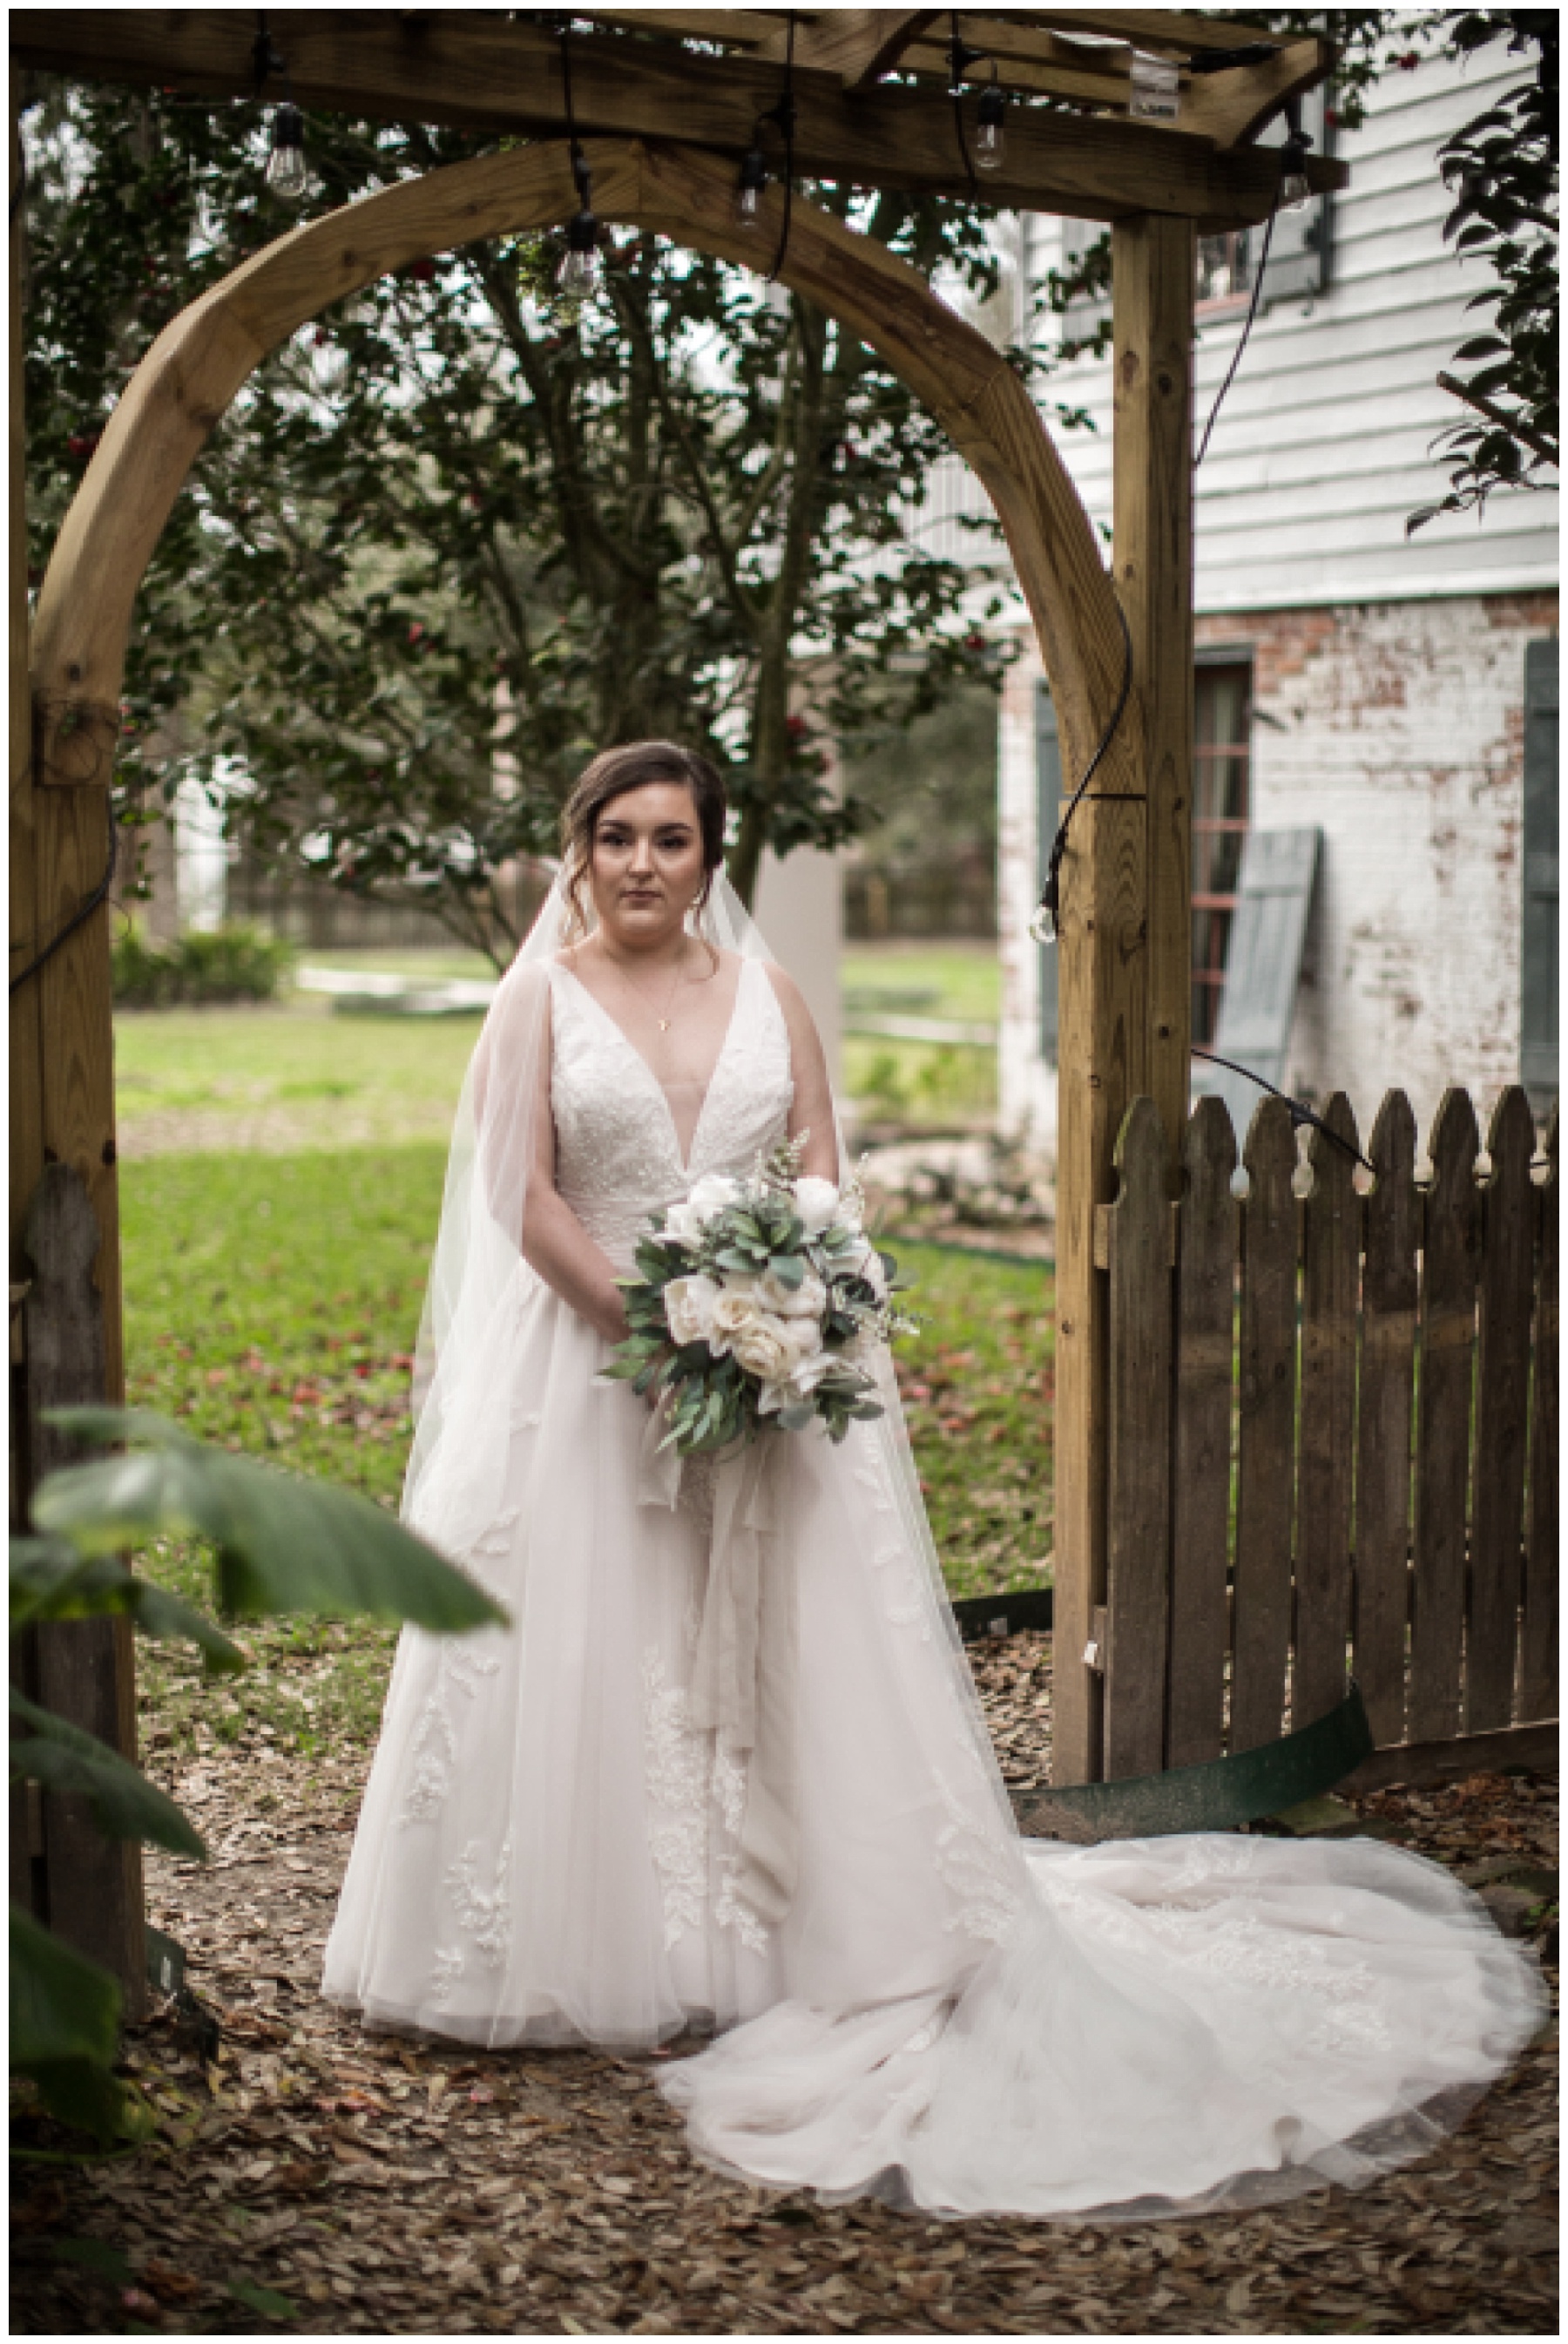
[554,956,751,1177]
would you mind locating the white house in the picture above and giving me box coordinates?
[994,45,1558,1158]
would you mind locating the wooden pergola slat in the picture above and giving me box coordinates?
[10,11,1342,226]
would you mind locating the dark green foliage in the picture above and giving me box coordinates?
[10,1404,504,2147]
[1416,10,1558,524]
[34,1407,506,1629]
[22,85,1027,952]
[111,923,294,1009]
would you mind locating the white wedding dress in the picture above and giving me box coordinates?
[323,942,1544,2221]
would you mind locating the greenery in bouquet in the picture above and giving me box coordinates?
[605,1139,916,1456]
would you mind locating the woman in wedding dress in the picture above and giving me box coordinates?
[323,740,1544,2221]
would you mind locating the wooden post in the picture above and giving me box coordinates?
[1114,213,1195,1171]
[8,75,144,2012]
[1051,213,1194,1788]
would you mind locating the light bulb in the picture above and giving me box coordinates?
[976,81,1006,174]
[265,102,312,205]
[1279,119,1313,213]
[1029,902,1057,946]
[561,245,597,294]
[736,146,767,231]
[560,206,599,303]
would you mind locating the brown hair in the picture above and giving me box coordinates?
[559,742,727,941]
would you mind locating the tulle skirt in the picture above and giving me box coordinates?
[323,1270,1545,2219]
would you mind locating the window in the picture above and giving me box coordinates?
[1192,660,1252,1046]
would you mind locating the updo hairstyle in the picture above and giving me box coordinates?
[559,742,727,942]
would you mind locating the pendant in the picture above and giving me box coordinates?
[659,1019,670,1032]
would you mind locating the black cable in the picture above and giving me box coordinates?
[767,13,798,285]
[949,13,981,197]
[1192,1045,1371,1170]
[1194,201,1277,469]
[10,796,119,998]
[1031,597,1134,945]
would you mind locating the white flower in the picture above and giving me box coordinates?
[730,1313,795,1383]
[708,1280,762,1356]
[686,1173,743,1228]
[665,1274,720,1348]
[755,1265,827,1323]
[660,1198,702,1247]
[792,1176,840,1235]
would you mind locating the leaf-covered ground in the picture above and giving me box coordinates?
[11,1697,1558,2337]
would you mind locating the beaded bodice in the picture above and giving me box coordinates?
[549,957,794,1269]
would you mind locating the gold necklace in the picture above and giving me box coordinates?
[605,938,691,1033]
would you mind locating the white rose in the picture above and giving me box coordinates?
[756,1265,827,1323]
[660,1198,701,1247]
[708,1280,762,1356]
[665,1274,720,1348]
[780,1316,823,1366]
[686,1172,743,1229]
[730,1313,795,1383]
[792,1175,840,1236]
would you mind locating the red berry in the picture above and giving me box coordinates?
[409,257,436,281]
[408,621,425,645]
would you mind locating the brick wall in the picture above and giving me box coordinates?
[998,590,1559,1159]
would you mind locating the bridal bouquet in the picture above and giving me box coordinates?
[605,1138,916,1457]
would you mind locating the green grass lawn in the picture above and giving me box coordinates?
[115,1004,483,1157]
[841,942,999,1024]
[123,1146,1052,1762]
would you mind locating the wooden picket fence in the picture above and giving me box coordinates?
[1093,1085,1558,1788]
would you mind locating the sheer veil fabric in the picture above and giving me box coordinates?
[323,865,1545,2224]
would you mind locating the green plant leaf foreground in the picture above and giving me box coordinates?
[9,1534,244,1670]
[9,1690,206,1859]
[35,1409,504,1634]
[118,1147,1053,1762]
[10,1906,152,2147]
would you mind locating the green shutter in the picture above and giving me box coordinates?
[1522,636,1558,1105]
[1193,828,1320,1136]
[1037,682,1061,1060]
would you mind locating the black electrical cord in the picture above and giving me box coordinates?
[9,796,119,999]
[767,12,798,285]
[1031,597,1135,945]
[1194,200,1276,469]
[1192,1045,1371,1171]
[949,13,981,197]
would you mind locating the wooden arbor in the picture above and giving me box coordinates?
[13,12,1347,1995]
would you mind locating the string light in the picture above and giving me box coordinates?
[554,17,599,312]
[253,12,312,206]
[1279,101,1314,211]
[265,100,311,203]
[976,65,1007,174]
[735,142,768,233]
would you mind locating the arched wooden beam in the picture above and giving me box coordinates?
[31,137,1129,796]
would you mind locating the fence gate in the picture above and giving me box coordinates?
[1088,1086,1558,1790]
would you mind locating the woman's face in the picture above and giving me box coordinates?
[587,782,709,950]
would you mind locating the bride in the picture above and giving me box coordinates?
[323,740,1543,2220]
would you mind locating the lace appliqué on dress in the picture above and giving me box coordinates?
[642,1649,768,1957]
[398,1638,504,1826]
[930,1765,1025,1948]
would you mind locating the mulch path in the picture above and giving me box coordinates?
[11,1640,1558,2338]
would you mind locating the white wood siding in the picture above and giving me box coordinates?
[1024,49,1558,608]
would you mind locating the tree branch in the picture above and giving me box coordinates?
[1436,370,1559,468]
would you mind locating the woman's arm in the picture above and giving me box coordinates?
[763,963,841,1183]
